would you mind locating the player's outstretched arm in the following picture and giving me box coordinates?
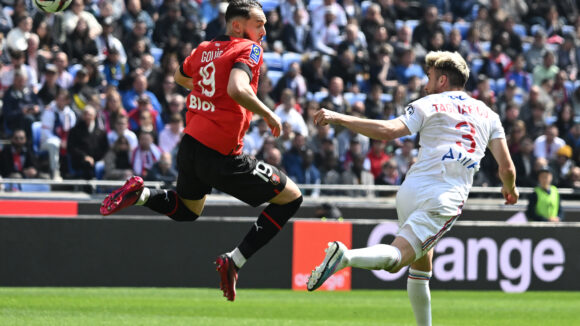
[227,68,281,137]
[174,67,193,90]
[313,108,410,141]
[488,138,519,205]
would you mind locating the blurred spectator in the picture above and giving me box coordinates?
[533,51,559,86]
[103,136,134,180]
[513,136,537,187]
[0,5,13,36]
[244,118,270,156]
[311,0,347,32]
[263,145,283,170]
[472,6,493,42]
[526,166,562,222]
[64,18,99,65]
[496,82,523,118]
[341,0,362,21]
[283,133,306,183]
[158,113,183,154]
[341,152,374,197]
[302,148,322,197]
[274,89,308,136]
[341,136,370,171]
[257,75,275,110]
[565,124,580,149]
[200,0,221,25]
[507,120,527,154]
[129,95,162,141]
[392,25,414,59]
[161,93,186,125]
[2,69,40,138]
[153,3,185,48]
[480,44,511,80]
[83,55,104,90]
[107,114,138,151]
[550,145,574,186]
[369,44,398,92]
[366,139,390,179]
[6,15,32,53]
[26,30,46,80]
[311,7,341,56]
[462,27,485,62]
[534,125,566,160]
[337,24,368,70]
[145,151,177,185]
[122,74,162,114]
[280,0,308,25]
[412,5,445,50]
[492,17,523,58]
[101,88,127,132]
[276,121,295,153]
[302,100,319,137]
[53,51,73,89]
[323,77,350,114]
[318,140,341,192]
[40,89,76,180]
[544,5,565,37]
[360,3,384,43]
[281,8,312,53]
[364,84,387,119]
[501,0,528,23]
[0,129,41,179]
[301,52,328,93]
[308,122,337,158]
[131,130,161,178]
[375,159,402,189]
[426,30,445,52]
[556,34,579,79]
[120,0,154,39]
[68,68,99,114]
[525,103,548,140]
[550,70,570,110]
[264,9,284,47]
[37,64,62,106]
[122,21,152,64]
[392,84,410,117]
[0,49,38,95]
[205,1,227,41]
[328,49,358,89]
[395,48,425,85]
[520,85,544,121]
[103,48,128,88]
[564,166,580,189]
[63,0,102,39]
[505,54,532,92]
[501,102,521,134]
[393,138,417,178]
[272,62,307,102]
[67,106,109,179]
[96,16,127,65]
[443,29,469,59]
[525,29,547,73]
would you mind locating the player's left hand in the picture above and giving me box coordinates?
[265,112,282,137]
[314,108,341,126]
[502,185,519,205]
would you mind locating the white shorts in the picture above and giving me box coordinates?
[395,177,466,260]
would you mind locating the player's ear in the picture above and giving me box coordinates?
[231,18,244,36]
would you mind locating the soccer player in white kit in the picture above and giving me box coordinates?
[307,51,519,326]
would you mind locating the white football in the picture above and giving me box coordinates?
[33,0,72,13]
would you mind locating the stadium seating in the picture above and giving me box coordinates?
[380,93,393,103]
[267,70,284,86]
[262,52,283,71]
[453,21,472,38]
[150,47,163,64]
[395,20,419,33]
[495,78,506,94]
[261,0,278,13]
[471,58,484,74]
[282,52,303,72]
[512,24,527,38]
[564,80,574,95]
[440,21,452,36]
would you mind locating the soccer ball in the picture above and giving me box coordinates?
[33,0,72,13]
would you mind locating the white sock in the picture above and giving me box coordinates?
[229,247,246,269]
[340,244,401,271]
[135,187,150,206]
[407,268,432,326]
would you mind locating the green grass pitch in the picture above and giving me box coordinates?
[0,288,578,325]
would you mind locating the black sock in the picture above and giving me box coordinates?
[237,196,302,259]
[144,189,199,221]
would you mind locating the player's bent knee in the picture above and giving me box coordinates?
[167,195,203,222]
[265,195,303,227]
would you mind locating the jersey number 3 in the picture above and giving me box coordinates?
[455,121,476,153]
[198,62,216,97]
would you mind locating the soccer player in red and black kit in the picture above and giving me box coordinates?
[100,0,303,301]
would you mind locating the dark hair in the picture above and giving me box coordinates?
[225,0,262,22]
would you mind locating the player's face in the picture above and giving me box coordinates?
[242,8,267,44]
[424,67,443,95]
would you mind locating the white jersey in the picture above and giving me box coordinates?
[399,91,505,193]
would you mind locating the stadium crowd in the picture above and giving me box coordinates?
[1,0,580,195]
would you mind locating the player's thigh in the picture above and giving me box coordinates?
[269,176,301,205]
[215,154,289,207]
[175,134,213,206]
[410,248,433,272]
[390,236,418,271]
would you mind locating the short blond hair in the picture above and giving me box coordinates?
[425,51,470,88]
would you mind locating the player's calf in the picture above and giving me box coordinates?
[139,188,199,221]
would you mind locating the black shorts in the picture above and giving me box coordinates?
[176,134,287,207]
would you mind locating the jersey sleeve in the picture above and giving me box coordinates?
[397,100,426,134]
[181,48,197,78]
[489,113,506,140]
[233,42,262,81]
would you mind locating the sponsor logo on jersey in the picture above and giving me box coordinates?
[405,105,415,116]
[249,44,261,64]
[270,173,280,185]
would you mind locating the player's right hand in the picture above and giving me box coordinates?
[314,108,341,126]
[501,185,519,205]
[265,113,282,137]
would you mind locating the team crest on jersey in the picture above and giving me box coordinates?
[405,105,415,116]
[270,173,280,185]
[249,44,261,64]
